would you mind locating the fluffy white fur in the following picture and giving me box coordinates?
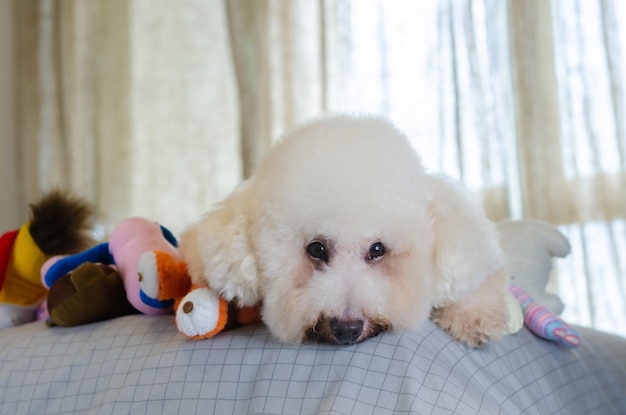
[180,115,509,346]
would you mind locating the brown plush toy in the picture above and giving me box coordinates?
[46,263,138,327]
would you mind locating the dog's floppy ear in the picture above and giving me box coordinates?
[427,174,505,307]
[179,182,261,307]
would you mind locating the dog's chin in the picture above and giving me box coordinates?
[303,315,392,346]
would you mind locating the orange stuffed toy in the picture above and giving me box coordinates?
[153,253,261,339]
[175,284,261,340]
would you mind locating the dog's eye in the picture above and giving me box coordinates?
[367,242,386,261]
[306,241,329,263]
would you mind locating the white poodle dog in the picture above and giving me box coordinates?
[180,115,509,347]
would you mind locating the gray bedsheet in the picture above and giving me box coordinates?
[1,315,625,414]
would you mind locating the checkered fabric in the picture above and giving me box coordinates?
[1,316,625,414]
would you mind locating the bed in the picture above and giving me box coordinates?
[1,315,625,414]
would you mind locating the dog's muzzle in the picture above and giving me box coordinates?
[305,315,391,345]
[329,318,364,344]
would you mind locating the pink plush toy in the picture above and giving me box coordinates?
[40,216,257,335]
[42,217,189,319]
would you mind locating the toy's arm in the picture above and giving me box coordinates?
[42,243,114,288]
[160,225,178,247]
[509,284,581,348]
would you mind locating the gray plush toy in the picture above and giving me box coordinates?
[497,219,571,315]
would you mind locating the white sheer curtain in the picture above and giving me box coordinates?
[13,0,241,235]
[10,0,626,336]
[549,0,626,335]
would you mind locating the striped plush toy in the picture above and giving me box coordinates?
[509,284,581,348]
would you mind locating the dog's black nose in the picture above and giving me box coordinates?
[329,318,364,345]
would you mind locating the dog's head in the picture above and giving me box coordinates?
[180,115,503,344]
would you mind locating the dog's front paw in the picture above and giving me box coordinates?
[431,301,508,347]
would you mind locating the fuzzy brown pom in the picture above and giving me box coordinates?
[28,189,98,256]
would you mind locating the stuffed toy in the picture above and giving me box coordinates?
[41,216,261,335]
[498,219,581,347]
[173,283,261,340]
[42,217,190,325]
[509,284,581,348]
[45,263,138,326]
[0,189,96,329]
[498,219,570,314]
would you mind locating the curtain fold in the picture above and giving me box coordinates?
[434,0,513,220]
[13,0,241,235]
[0,0,19,230]
[126,0,240,233]
[547,0,626,335]
[92,0,133,229]
[508,0,569,223]
[13,0,43,210]
[226,0,273,178]
[508,0,626,335]
[227,0,325,177]
[13,0,135,227]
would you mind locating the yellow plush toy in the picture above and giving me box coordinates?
[0,223,49,308]
[0,190,96,329]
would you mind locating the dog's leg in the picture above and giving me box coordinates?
[431,270,509,347]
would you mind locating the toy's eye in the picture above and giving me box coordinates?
[367,241,386,261]
[306,241,329,263]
